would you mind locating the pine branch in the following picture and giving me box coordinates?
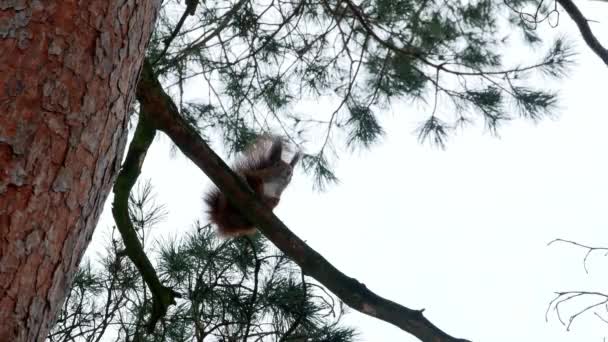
[556,0,608,66]
[137,58,470,342]
[152,0,200,64]
[111,110,180,332]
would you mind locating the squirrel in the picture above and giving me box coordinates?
[204,135,301,237]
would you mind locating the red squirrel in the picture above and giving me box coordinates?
[204,135,300,237]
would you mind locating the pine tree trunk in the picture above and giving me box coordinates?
[0,2,159,341]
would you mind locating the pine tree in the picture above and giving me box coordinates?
[48,182,355,342]
[148,0,574,177]
[120,4,579,338]
[3,0,606,341]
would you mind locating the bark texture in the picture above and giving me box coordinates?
[0,1,159,341]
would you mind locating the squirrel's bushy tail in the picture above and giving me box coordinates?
[204,135,298,237]
[204,187,256,237]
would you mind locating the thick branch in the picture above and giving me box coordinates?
[137,58,470,342]
[556,0,608,66]
[111,111,179,332]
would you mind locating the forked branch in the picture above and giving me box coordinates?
[137,58,470,342]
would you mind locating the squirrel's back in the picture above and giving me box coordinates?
[204,136,299,237]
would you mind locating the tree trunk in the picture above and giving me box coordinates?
[0,2,159,341]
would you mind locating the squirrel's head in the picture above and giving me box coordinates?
[261,138,300,199]
[267,138,301,183]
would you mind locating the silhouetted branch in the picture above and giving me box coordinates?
[548,238,608,273]
[111,110,180,332]
[547,238,608,332]
[137,58,470,342]
[547,290,608,330]
[153,0,200,64]
[555,0,608,65]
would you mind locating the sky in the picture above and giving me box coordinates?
[92,3,608,341]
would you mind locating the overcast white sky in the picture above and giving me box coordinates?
[93,2,608,341]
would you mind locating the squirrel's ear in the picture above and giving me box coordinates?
[268,139,283,162]
[289,152,301,167]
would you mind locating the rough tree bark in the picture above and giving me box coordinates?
[0,2,160,341]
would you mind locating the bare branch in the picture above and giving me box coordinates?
[547,291,608,330]
[548,238,608,273]
[546,238,608,332]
